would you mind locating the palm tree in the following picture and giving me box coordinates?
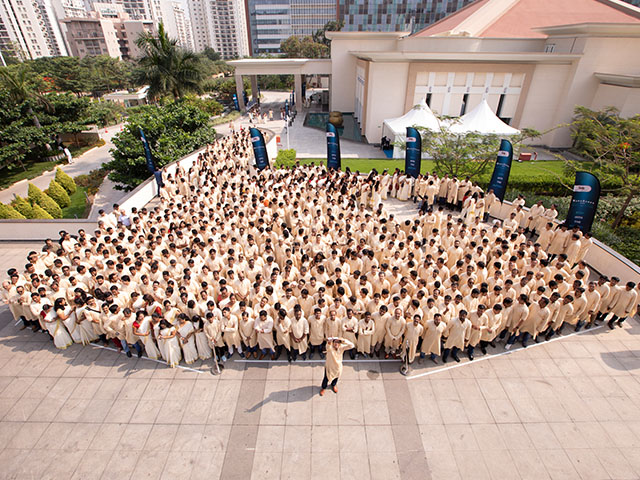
[0,66,53,150]
[135,23,203,100]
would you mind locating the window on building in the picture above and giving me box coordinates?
[426,93,432,107]
[544,43,555,53]
[460,93,468,116]
[496,93,505,117]
[496,93,511,124]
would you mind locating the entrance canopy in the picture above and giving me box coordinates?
[449,99,521,136]
[383,99,440,136]
[226,58,332,110]
[383,99,440,158]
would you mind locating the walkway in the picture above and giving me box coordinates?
[220,91,384,159]
[0,124,127,209]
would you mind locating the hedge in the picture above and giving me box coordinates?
[36,190,63,219]
[31,203,53,219]
[74,168,108,196]
[55,168,77,195]
[0,203,26,219]
[27,182,44,204]
[11,196,34,218]
[275,149,297,169]
[30,181,63,217]
[46,179,71,208]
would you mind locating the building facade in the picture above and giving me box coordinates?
[0,0,68,59]
[337,0,473,33]
[327,0,640,148]
[62,2,153,59]
[245,0,334,55]
[171,1,193,49]
[188,0,249,57]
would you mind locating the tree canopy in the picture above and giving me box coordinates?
[413,118,540,181]
[312,20,344,46]
[280,36,329,58]
[106,101,216,190]
[134,23,204,100]
[568,106,640,229]
[0,69,117,171]
[2,55,133,96]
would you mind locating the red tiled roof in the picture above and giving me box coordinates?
[413,0,490,36]
[414,0,640,38]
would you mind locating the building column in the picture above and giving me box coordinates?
[295,74,303,109]
[235,74,245,110]
[250,75,259,102]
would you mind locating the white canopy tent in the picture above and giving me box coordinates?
[382,99,440,158]
[448,99,521,136]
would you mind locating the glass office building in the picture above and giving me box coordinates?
[245,0,334,54]
[338,0,474,33]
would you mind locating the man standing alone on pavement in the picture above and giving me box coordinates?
[320,337,354,396]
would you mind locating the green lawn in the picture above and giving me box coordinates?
[0,159,65,190]
[211,110,242,126]
[299,158,566,182]
[61,186,90,219]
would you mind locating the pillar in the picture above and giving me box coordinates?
[250,75,259,102]
[295,74,303,109]
[234,74,245,110]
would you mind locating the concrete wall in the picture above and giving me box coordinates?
[59,131,101,147]
[0,220,97,241]
[546,36,640,147]
[330,36,402,112]
[399,35,545,54]
[519,63,574,146]
[591,83,640,118]
[364,62,409,143]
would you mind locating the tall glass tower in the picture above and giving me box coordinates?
[338,0,474,33]
[245,0,334,55]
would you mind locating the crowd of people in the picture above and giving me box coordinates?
[2,128,639,371]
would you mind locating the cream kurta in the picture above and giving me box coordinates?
[356,319,375,354]
[444,317,471,350]
[405,322,424,363]
[291,316,310,353]
[309,315,326,345]
[255,316,275,351]
[324,339,354,383]
[385,317,406,349]
[612,288,639,318]
[276,317,292,349]
[421,319,446,355]
[520,303,550,336]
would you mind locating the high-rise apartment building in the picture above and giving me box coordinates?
[337,0,474,33]
[0,0,68,58]
[150,0,192,49]
[245,0,334,55]
[172,1,193,49]
[62,2,153,59]
[85,0,193,49]
[188,0,249,58]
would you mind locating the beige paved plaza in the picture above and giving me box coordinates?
[2,241,640,480]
